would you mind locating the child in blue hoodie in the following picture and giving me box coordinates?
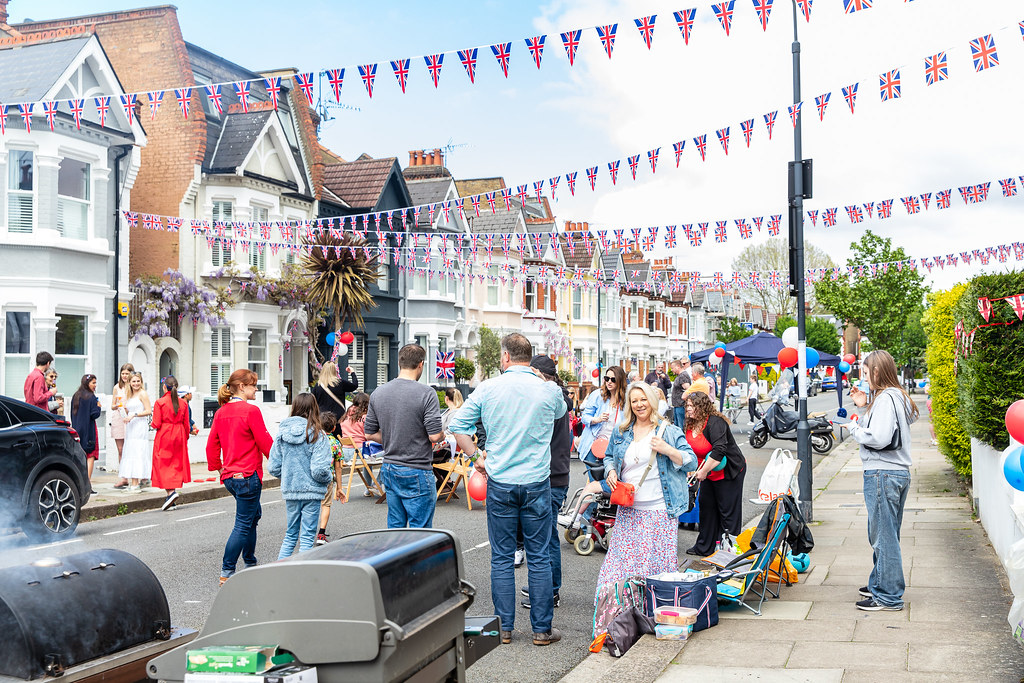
[268,393,333,559]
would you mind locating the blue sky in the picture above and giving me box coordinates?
[14,0,1024,290]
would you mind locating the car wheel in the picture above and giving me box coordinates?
[23,469,81,542]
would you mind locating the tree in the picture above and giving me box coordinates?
[774,316,841,356]
[815,230,928,367]
[716,317,755,343]
[731,239,836,317]
[475,326,501,379]
[773,315,796,337]
[453,356,476,383]
[303,232,378,335]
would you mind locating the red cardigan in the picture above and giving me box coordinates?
[24,368,55,410]
[206,400,273,481]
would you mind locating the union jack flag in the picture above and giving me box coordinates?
[665,225,677,248]
[1000,178,1018,197]
[630,227,642,247]
[843,0,871,13]
[753,0,774,31]
[69,98,84,130]
[627,154,640,180]
[673,140,685,166]
[712,271,725,288]
[879,69,901,101]
[491,42,512,77]
[141,213,160,231]
[712,2,736,36]
[549,175,559,199]
[256,78,278,111]
[842,83,858,113]
[516,185,528,206]
[358,64,377,98]
[501,188,513,210]
[807,209,818,226]
[815,92,830,121]
[167,217,182,233]
[586,166,598,190]
[452,50,476,85]
[635,15,656,49]
[975,182,991,201]
[694,134,708,161]
[566,171,578,195]
[648,148,659,173]
[561,30,582,66]
[424,54,444,88]
[823,208,838,227]
[970,34,999,71]
[714,222,728,243]
[846,205,864,222]
[925,52,948,86]
[688,227,703,247]
[613,229,626,249]
[936,189,952,209]
[124,211,139,229]
[293,73,315,106]
[204,84,223,114]
[469,194,481,216]
[500,233,512,254]
[764,110,777,139]
[716,127,730,155]
[769,271,782,288]
[958,186,972,204]
[699,222,709,238]
[920,193,931,209]
[863,201,874,217]
[750,272,764,289]
[582,231,594,254]
[878,199,894,218]
[0,105,5,135]
[120,93,137,125]
[731,272,745,288]
[736,219,752,239]
[596,24,618,59]
[321,69,343,103]
[796,0,813,22]
[788,102,802,128]
[484,192,496,213]
[740,118,755,147]
[435,351,456,380]
[533,180,545,200]
[230,82,251,113]
[673,9,696,44]
[391,59,410,93]
[753,216,764,231]
[42,101,58,131]
[526,35,546,68]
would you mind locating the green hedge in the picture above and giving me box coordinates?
[923,284,972,475]
[952,270,1024,451]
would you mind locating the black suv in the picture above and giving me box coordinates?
[0,395,91,541]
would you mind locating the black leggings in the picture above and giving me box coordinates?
[692,471,746,555]
[748,398,761,421]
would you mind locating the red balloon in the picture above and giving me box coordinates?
[592,368,600,378]
[714,347,726,358]
[467,471,488,501]
[843,353,856,364]
[778,347,798,369]
[339,331,355,345]
[1007,400,1024,444]
[592,437,609,460]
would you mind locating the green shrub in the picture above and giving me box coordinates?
[557,369,577,385]
[923,284,972,475]
[453,356,476,382]
[952,270,1024,451]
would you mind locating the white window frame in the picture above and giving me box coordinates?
[210,326,232,395]
[3,311,32,398]
[376,336,389,386]
[54,313,88,397]
[211,200,233,267]
[7,149,35,234]
[56,156,91,241]
[524,280,536,312]
[572,288,583,320]
[247,327,268,387]
[249,205,269,272]
[349,334,365,389]
[487,266,499,306]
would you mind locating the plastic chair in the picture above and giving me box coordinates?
[714,504,791,616]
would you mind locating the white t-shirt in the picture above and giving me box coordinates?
[620,431,665,510]
[747,382,759,400]
[598,404,621,439]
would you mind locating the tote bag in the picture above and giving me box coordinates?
[645,574,718,632]
[757,448,800,503]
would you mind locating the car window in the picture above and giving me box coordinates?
[0,405,13,429]
[3,400,52,425]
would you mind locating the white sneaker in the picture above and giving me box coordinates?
[747,421,755,426]
[514,549,525,567]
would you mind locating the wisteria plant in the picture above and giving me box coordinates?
[132,270,228,339]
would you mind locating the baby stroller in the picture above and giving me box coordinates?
[559,462,618,556]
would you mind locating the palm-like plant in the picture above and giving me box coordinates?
[302,231,379,334]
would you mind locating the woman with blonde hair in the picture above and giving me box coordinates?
[119,372,152,492]
[206,368,273,586]
[110,362,135,488]
[311,361,359,429]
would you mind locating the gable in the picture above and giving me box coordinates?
[236,113,305,192]
[48,36,140,137]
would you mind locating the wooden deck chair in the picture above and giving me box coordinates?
[339,437,385,503]
[714,504,791,616]
[434,454,478,510]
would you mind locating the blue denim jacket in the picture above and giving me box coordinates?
[603,420,698,518]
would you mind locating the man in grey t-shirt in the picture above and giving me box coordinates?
[365,344,444,528]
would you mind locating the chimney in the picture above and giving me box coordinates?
[408,150,418,167]
[432,148,443,166]
[0,1,8,25]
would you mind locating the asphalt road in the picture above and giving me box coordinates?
[0,391,846,683]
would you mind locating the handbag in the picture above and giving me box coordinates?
[645,573,719,632]
[864,393,903,453]
[605,607,656,657]
[609,423,668,507]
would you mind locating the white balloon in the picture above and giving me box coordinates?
[707,353,722,366]
[782,326,799,349]
[336,343,349,356]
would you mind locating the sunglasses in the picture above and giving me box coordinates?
[604,376,617,382]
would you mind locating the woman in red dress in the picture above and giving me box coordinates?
[151,375,191,511]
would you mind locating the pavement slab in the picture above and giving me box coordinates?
[657,665,843,683]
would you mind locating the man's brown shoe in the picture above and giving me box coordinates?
[500,630,512,644]
[532,628,562,646]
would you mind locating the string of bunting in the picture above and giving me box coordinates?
[954,292,1024,369]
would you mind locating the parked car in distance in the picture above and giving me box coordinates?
[821,376,837,391]
[0,394,91,541]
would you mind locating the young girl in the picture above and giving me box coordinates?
[315,412,348,546]
[120,372,152,493]
[71,374,101,491]
[340,392,369,448]
[110,363,135,488]
[268,393,333,559]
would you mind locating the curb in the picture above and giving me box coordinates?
[82,477,281,521]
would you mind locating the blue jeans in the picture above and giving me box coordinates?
[549,485,568,593]
[222,473,262,577]
[580,452,610,524]
[673,406,686,429]
[379,462,436,528]
[863,469,910,607]
[278,499,321,559]
[487,478,553,633]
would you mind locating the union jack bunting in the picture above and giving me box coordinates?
[664,225,677,248]
[925,52,948,86]
[648,148,659,173]
[566,171,578,195]
[454,49,477,84]
[561,30,582,66]
[969,34,999,71]
[549,175,559,199]
[166,217,182,233]
[699,222,709,237]
[141,213,160,231]
[731,272,745,289]
[764,110,777,139]
[582,231,594,253]
[740,118,754,147]
[807,209,819,226]
[425,54,444,88]
[204,85,223,114]
[688,228,702,247]
[795,0,813,22]
[842,83,858,113]
[634,15,656,49]
[485,192,496,212]
[920,193,931,210]
[326,69,345,102]
[358,64,377,98]
[863,201,874,218]
[815,93,830,121]
[716,127,730,155]
[470,195,481,216]
[673,141,685,166]
[596,24,618,59]
[1000,178,1018,197]
[526,35,546,68]
[753,0,774,31]
[501,188,514,210]
[533,180,545,200]
[843,0,871,13]
[673,9,696,44]
[712,271,725,288]
[878,198,894,218]
[608,160,620,185]
[879,69,901,101]
[823,208,838,227]
[958,186,972,204]
[712,2,736,36]
[586,166,598,190]
[146,90,164,119]
[846,205,864,223]
[435,351,456,381]
[768,271,782,288]
[125,212,139,229]
[391,59,410,93]
[901,196,921,214]
[42,101,58,131]
[736,219,752,239]
[120,93,137,125]
[628,154,640,180]
[788,102,802,128]
[630,228,642,247]
[293,73,315,106]
[0,105,5,135]
[69,98,84,130]
[517,185,529,206]
[491,42,512,77]
[714,221,728,243]
[753,216,764,231]
[936,189,952,209]
[975,182,991,201]
[694,134,708,161]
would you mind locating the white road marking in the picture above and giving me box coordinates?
[184,600,203,604]
[103,524,158,536]
[28,538,82,551]
[176,511,225,522]
[463,541,490,555]
[263,500,282,506]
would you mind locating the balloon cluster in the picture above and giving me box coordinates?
[776,327,826,372]
[708,341,727,367]
[325,330,356,360]
[1003,401,1024,491]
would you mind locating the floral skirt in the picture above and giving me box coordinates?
[596,506,679,592]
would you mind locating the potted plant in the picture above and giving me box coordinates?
[453,356,476,397]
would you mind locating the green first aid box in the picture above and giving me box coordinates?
[185,646,294,673]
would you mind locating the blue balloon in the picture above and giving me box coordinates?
[714,342,727,350]
[1004,446,1024,491]
[805,348,820,368]
[838,361,851,374]
[837,407,848,418]
[325,332,336,346]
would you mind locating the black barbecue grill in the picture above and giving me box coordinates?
[147,528,499,683]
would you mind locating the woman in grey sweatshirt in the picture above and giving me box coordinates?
[847,350,919,612]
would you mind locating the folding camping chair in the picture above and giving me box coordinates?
[714,502,791,616]
[340,437,385,503]
[433,453,479,510]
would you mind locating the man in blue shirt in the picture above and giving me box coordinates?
[451,333,566,647]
